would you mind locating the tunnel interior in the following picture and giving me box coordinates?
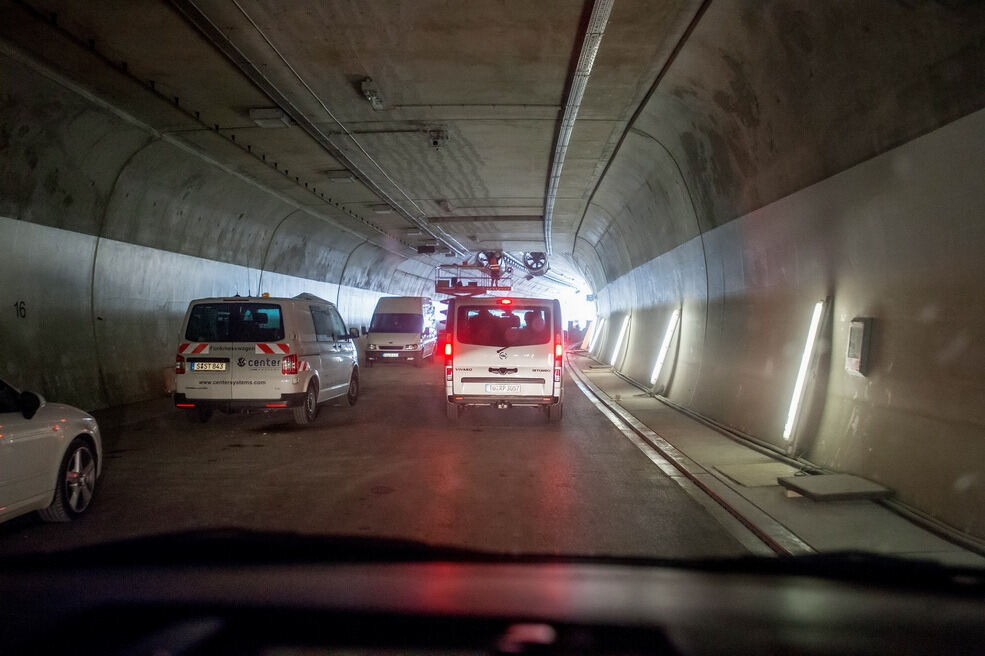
[2,0,984,541]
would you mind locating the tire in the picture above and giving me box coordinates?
[344,369,359,407]
[38,438,97,522]
[186,405,212,423]
[293,382,319,425]
[547,403,563,423]
[446,401,459,420]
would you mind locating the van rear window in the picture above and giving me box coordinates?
[456,306,551,347]
[370,313,423,333]
[185,303,284,342]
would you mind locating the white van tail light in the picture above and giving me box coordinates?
[445,366,453,381]
[175,354,186,375]
[281,354,299,375]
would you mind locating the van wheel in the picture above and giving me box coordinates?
[293,383,319,425]
[187,406,212,423]
[344,370,359,407]
[446,401,459,420]
[547,403,563,423]
[38,438,97,522]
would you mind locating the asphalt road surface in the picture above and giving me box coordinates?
[0,360,748,559]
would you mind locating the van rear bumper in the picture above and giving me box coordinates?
[174,392,307,410]
[447,395,560,408]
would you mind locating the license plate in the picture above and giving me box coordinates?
[485,384,521,393]
[381,353,398,358]
[191,361,226,371]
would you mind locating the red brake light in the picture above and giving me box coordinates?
[444,342,452,357]
[175,354,186,374]
[281,354,298,375]
[175,403,196,408]
[499,298,512,305]
[555,342,563,358]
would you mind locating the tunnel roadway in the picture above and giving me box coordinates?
[0,361,748,559]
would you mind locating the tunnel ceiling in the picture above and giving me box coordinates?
[0,0,703,292]
[3,0,983,295]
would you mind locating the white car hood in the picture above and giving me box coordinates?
[367,332,419,346]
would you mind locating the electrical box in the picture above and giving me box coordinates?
[845,318,872,376]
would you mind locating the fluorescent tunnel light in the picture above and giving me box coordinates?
[610,316,630,365]
[589,317,605,352]
[650,308,681,385]
[783,300,825,441]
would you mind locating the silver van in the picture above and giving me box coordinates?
[444,297,563,422]
[174,293,359,425]
[365,296,437,367]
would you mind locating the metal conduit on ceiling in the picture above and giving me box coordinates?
[543,0,614,255]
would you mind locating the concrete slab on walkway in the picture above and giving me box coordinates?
[716,462,801,487]
[778,474,892,501]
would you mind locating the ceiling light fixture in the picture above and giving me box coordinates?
[361,78,385,111]
[248,107,291,128]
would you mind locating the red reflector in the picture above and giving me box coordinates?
[499,298,512,305]
[175,403,196,408]
[281,354,298,375]
[444,342,452,356]
[265,403,288,408]
[175,354,185,375]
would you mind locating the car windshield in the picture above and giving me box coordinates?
[370,313,423,333]
[456,306,551,347]
[2,0,984,606]
[185,303,285,342]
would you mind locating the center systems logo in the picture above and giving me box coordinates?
[237,357,279,367]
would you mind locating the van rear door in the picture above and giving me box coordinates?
[451,302,555,398]
[227,302,290,400]
[179,302,236,401]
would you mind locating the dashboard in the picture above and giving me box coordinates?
[2,559,983,654]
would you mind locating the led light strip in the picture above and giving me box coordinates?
[783,300,825,441]
[650,308,681,385]
[610,315,630,365]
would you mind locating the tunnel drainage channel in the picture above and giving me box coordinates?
[566,363,813,557]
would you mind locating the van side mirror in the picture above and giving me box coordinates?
[19,391,43,420]
[349,327,360,338]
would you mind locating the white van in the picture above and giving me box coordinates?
[444,297,563,422]
[174,293,359,425]
[365,296,437,367]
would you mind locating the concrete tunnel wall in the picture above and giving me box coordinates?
[0,50,432,410]
[577,1,985,538]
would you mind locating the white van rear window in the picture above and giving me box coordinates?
[456,306,551,347]
[185,303,284,342]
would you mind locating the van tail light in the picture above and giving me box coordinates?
[554,365,562,384]
[445,366,453,382]
[175,354,186,375]
[554,334,563,360]
[281,354,298,375]
[444,342,452,357]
